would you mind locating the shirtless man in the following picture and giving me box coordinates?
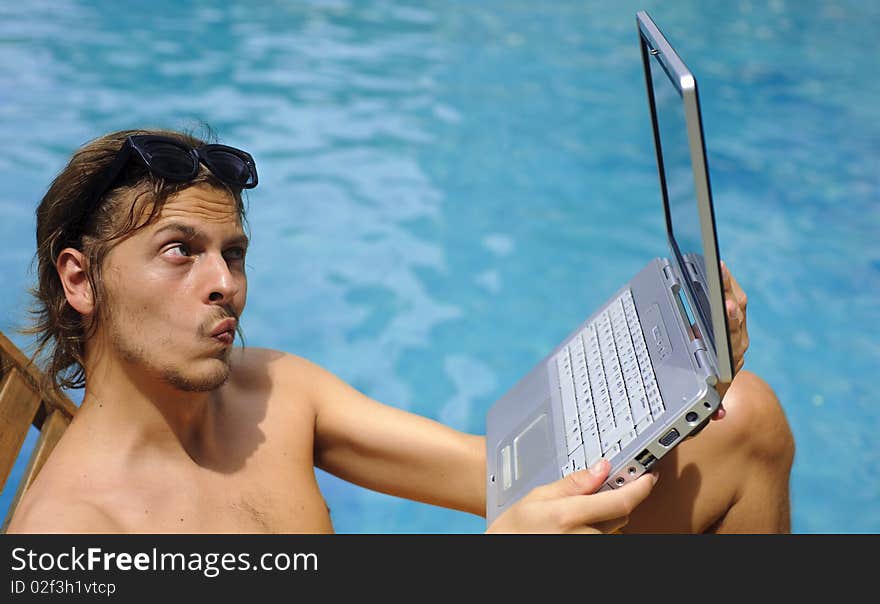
[6,129,794,534]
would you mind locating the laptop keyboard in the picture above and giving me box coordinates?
[552,289,665,477]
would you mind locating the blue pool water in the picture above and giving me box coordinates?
[1,0,877,533]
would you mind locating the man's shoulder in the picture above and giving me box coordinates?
[6,493,125,534]
[230,346,329,382]
[233,346,307,366]
[227,346,342,410]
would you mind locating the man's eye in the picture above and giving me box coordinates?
[165,244,191,257]
[225,247,246,261]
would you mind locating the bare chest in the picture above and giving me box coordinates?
[20,447,334,534]
[122,468,334,534]
[29,419,333,533]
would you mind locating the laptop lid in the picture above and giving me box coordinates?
[637,11,734,383]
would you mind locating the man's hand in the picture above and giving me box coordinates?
[721,259,749,375]
[712,259,749,408]
[486,460,658,534]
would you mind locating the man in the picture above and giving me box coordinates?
[7,128,794,534]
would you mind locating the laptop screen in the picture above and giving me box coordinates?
[638,12,734,381]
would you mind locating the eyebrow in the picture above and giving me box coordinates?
[152,222,249,247]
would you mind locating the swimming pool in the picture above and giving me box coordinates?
[1,0,877,533]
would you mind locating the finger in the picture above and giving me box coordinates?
[721,263,743,327]
[556,472,658,526]
[720,259,733,293]
[723,261,748,310]
[725,299,741,325]
[720,259,748,309]
[536,459,610,499]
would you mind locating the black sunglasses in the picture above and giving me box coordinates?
[68,134,258,244]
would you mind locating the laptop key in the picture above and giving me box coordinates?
[583,434,602,467]
[569,444,586,472]
[603,442,621,459]
[555,350,583,454]
[631,395,650,425]
[620,429,638,450]
[635,416,654,435]
[568,422,583,449]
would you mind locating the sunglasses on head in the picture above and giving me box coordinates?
[68,134,258,244]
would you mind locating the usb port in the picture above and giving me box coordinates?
[636,449,657,470]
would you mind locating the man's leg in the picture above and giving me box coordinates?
[622,370,795,533]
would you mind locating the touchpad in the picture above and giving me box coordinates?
[513,412,554,484]
[495,400,556,507]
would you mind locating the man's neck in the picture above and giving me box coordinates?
[78,351,222,466]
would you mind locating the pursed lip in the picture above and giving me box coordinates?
[210,318,237,338]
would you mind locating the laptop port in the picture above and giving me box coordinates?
[635,449,657,470]
[660,428,680,447]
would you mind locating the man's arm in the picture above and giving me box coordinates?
[291,355,487,517]
[275,353,658,533]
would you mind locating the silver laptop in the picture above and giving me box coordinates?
[485,11,734,525]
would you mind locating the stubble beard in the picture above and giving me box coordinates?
[161,351,231,392]
[110,319,232,393]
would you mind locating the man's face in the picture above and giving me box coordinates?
[96,184,248,391]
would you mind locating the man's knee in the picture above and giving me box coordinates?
[720,371,795,468]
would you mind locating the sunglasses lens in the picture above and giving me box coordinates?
[140,140,197,180]
[204,149,256,188]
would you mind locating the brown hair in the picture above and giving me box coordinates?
[23,126,249,397]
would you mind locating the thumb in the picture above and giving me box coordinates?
[539,459,610,499]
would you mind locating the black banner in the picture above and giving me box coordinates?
[0,534,871,600]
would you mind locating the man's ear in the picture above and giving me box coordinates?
[56,248,95,316]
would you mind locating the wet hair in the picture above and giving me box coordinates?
[22,125,249,397]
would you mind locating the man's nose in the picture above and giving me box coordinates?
[203,252,240,303]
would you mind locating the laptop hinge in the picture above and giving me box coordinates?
[661,258,716,385]
[693,347,717,387]
[659,258,679,289]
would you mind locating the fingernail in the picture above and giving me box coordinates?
[589,460,606,475]
[650,472,659,484]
